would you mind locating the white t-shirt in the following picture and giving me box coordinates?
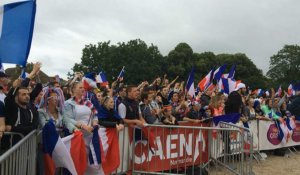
[0,93,6,103]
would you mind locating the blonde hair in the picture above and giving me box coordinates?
[210,94,222,109]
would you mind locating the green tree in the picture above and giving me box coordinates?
[267,45,300,88]
[164,43,195,81]
[71,39,164,84]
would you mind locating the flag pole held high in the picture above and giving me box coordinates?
[0,0,36,66]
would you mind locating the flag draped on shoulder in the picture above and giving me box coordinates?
[62,131,87,175]
[97,127,120,174]
[89,126,121,174]
[0,0,36,66]
[42,120,78,175]
[185,67,195,99]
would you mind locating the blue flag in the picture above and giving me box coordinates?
[185,67,195,98]
[228,64,236,79]
[212,113,241,125]
[0,0,36,66]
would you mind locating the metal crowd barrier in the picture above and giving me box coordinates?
[0,122,254,175]
[212,121,255,175]
[130,122,255,175]
[0,130,37,175]
[0,132,25,152]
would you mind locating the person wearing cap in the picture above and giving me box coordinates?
[184,101,203,123]
[225,82,246,115]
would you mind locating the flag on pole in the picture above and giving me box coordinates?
[227,64,236,79]
[275,85,282,97]
[96,71,108,87]
[0,0,36,66]
[220,78,237,95]
[252,89,264,96]
[83,72,97,91]
[185,67,195,99]
[213,64,227,82]
[287,84,295,97]
[117,66,125,81]
[198,68,215,91]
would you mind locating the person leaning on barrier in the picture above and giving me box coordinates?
[98,96,124,131]
[139,92,160,124]
[63,81,97,133]
[118,85,146,127]
[184,101,204,124]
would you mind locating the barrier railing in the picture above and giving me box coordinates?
[0,132,24,152]
[0,130,37,175]
[130,122,255,175]
[0,122,256,175]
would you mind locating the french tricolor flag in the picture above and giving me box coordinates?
[185,67,195,99]
[89,126,121,174]
[220,78,237,95]
[275,85,282,97]
[83,72,97,91]
[227,64,236,79]
[288,84,295,97]
[252,89,264,96]
[213,64,227,82]
[42,120,87,175]
[117,66,125,82]
[198,68,215,91]
[0,0,36,66]
[96,71,109,87]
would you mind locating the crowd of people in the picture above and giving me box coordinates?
[0,62,300,174]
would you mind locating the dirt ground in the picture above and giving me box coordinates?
[208,152,300,175]
[252,153,300,175]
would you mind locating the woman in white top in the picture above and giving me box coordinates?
[64,81,100,174]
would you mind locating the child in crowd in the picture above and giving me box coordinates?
[161,105,178,125]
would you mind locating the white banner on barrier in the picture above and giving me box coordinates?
[250,120,300,151]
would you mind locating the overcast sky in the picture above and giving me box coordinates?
[2,0,300,79]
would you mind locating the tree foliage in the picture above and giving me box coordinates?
[267,45,300,88]
[71,39,269,88]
